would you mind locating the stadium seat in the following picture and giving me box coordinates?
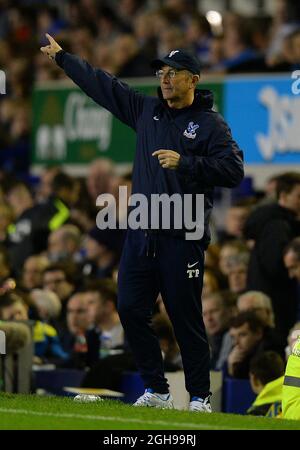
[222,377,256,414]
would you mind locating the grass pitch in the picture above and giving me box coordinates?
[0,393,299,430]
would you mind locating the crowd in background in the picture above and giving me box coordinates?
[1,0,300,176]
[1,160,300,410]
[1,0,300,414]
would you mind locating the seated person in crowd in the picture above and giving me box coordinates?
[227,311,282,379]
[0,292,68,363]
[29,288,62,327]
[237,290,286,355]
[217,201,252,244]
[202,291,236,370]
[47,224,82,264]
[247,351,285,417]
[81,227,125,279]
[59,292,90,368]
[80,312,181,391]
[42,262,77,332]
[227,253,249,295]
[20,255,49,292]
[84,279,125,364]
[218,240,249,278]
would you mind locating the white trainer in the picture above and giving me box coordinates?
[189,396,212,412]
[133,388,174,409]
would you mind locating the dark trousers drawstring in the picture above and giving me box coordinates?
[145,231,157,258]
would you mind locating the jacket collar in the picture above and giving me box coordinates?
[157,87,214,111]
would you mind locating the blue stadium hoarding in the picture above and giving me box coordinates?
[225,75,300,164]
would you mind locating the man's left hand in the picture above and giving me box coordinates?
[152,150,180,170]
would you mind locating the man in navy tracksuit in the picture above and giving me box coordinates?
[42,34,244,411]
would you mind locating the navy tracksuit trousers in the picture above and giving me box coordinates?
[117,229,210,399]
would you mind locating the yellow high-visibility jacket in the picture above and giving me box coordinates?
[247,376,283,417]
[282,353,300,420]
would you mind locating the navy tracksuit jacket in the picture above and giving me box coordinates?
[55,51,244,398]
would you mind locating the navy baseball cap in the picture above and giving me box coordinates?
[151,49,201,75]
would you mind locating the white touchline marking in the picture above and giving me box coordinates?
[0,407,244,430]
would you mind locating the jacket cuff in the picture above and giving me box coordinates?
[55,50,66,67]
[177,155,195,176]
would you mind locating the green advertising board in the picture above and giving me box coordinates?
[32,79,223,166]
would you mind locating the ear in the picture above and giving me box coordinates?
[191,74,200,89]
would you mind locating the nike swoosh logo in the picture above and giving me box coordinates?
[187,262,199,269]
[153,116,159,121]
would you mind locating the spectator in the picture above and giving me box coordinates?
[5,180,50,273]
[247,351,285,417]
[284,237,300,270]
[0,291,68,363]
[227,253,249,295]
[227,311,280,379]
[0,203,13,243]
[86,158,114,202]
[21,255,49,291]
[202,291,234,370]
[0,246,12,282]
[47,224,82,263]
[237,290,286,357]
[112,34,153,78]
[202,269,221,297]
[218,240,248,277]
[42,262,77,331]
[42,263,76,304]
[245,172,300,340]
[285,321,300,359]
[237,291,275,329]
[185,14,212,67]
[82,226,125,279]
[59,292,90,368]
[30,288,62,324]
[222,14,267,73]
[84,278,125,362]
[217,201,252,244]
[36,166,62,204]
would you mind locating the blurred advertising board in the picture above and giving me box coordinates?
[225,75,300,164]
[31,80,224,166]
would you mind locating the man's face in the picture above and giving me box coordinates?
[284,249,300,281]
[202,297,228,336]
[85,237,106,260]
[22,257,43,289]
[84,291,105,326]
[67,294,89,334]
[159,65,194,103]
[280,184,300,215]
[228,265,247,294]
[229,322,262,353]
[225,207,249,237]
[219,246,239,275]
[43,270,73,300]
[48,230,64,256]
[1,302,28,321]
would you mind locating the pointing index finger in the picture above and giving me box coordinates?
[46,33,55,44]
